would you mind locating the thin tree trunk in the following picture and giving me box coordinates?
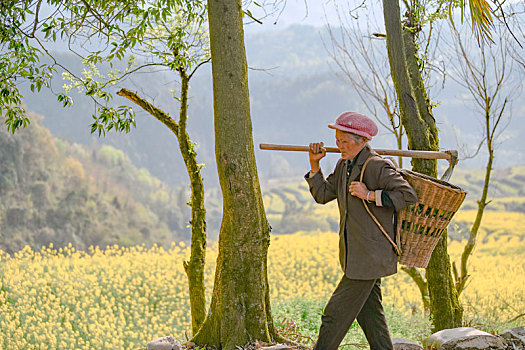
[455,107,494,294]
[192,0,279,347]
[396,123,404,168]
[116,86,207,333]
[383,0,462,331]
[178,68,207,333]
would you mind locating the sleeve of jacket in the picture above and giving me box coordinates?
[304,159,342,204]
[375,161,417,212]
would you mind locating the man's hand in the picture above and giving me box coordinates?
[349,181,375,201]
[309,142,326,173]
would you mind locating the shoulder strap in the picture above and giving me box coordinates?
[360,155,402,256]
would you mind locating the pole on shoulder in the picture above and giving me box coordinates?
[259,143,459,181]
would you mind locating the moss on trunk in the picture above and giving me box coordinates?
[382,0,463,332]
[192,0,278,347]
[178,69,207,334]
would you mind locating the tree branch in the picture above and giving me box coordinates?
[401,266,430,312]
[79,0,114,32]
[30,0,43,37]
[189,58,211,80]
[116,88,179,136]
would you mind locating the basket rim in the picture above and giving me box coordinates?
[399,169,467,194]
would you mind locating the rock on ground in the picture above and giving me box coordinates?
[147,336,182,350]
[423,327,506,350]
[259,345,293,350]
[499,326,525,348]
[392,337,423,350]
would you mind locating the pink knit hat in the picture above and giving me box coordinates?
[328,111,378,140]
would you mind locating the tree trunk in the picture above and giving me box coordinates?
[178,69,207,334]
[455,106,495,295]
[401,29,439,172]
[402,25,463,332]
[382,0,425,156]
[192,0,279,347]
[382,0,462,331]
[116,86,207,334]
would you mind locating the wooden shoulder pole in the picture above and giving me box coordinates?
[259,143,459,181]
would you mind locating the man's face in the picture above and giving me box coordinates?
[336,129,365,160]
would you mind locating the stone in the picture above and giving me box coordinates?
[147,336,182,350]
[500,326,525,347]
[392,337,423,350]
[423,327,505,350]
[441,336,506,350]
[260,345,292,350]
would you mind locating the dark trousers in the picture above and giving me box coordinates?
[313,276,393,350]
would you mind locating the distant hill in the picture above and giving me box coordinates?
[1,115,522,252]
[0,116,200,253]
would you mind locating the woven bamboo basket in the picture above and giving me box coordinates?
[396,169,467,268]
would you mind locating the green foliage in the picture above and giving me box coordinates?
[0,0,209,135]
[0,118,191,253]
[90,106,136,136]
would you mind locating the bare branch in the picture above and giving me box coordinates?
[324,10,401,140]
[189,58,211,80]
[117,88,179,136]
[99,63,167,89]
[30,0,43,37]
[78,0,114,32]
[508,312,525,323]
[448,20,520,296]
[401,266,430,312]
[493,0,523,48]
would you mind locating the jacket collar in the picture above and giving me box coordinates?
[348,143,374,182]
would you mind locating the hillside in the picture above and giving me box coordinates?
[1,114,523,253]
[0,116,197,253]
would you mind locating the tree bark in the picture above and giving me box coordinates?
[117,86,207,334]
[177,69,207,334]
[382,0,462,331]
[382,0,426,157]
[192,0,279,347]
[401,29,439,173]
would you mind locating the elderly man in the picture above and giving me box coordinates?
[305,111,417,350]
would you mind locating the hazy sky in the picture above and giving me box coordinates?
[245,0,383,31]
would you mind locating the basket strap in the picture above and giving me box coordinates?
[360,156,402,256]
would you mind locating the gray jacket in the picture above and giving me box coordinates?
[305,144,417,279]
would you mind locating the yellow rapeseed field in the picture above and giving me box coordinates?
[1,231,523,349]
